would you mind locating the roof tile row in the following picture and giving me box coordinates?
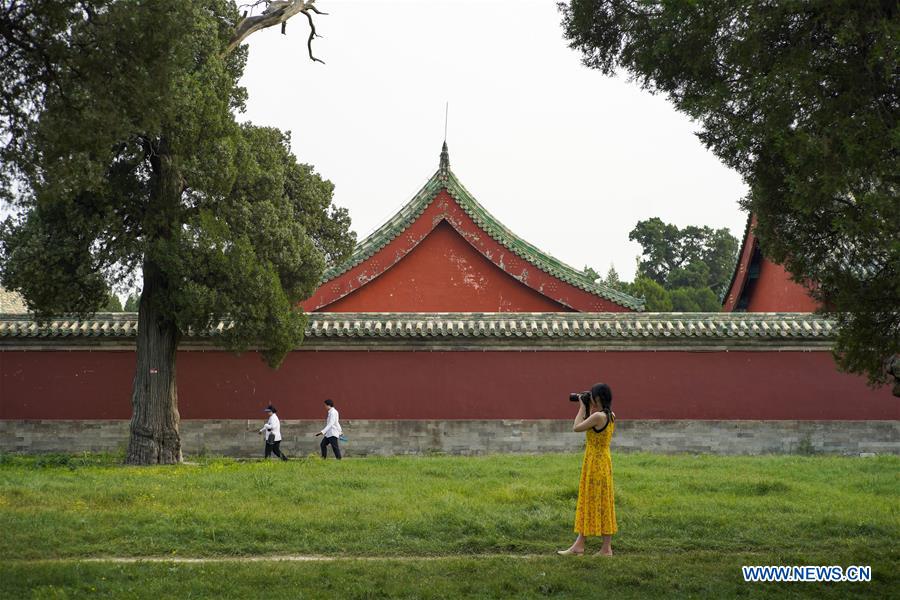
[0,312,834,341]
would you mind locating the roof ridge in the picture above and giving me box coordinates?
[321,167,645,311]
[442,171,644,310]
[320,171,443,282]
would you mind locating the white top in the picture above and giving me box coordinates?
[259,413,282,442]
[321,407,342,438]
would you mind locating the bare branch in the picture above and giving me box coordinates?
[304,9,325,64]
[226,0,327,62]
[237,0,269,12]
[237,0,270,10]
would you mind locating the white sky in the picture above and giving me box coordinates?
[0,0,748,293]
[238,0,749,281]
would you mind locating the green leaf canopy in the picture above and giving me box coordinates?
[561,0,899,385]
[0,0,355,367]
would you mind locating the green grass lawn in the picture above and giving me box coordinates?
[1,452,897,598]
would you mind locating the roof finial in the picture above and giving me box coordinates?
[440,140,450,171]
[440,102,450,171]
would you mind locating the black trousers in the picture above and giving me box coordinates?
[265,440,288,460]
[320,436,342,459]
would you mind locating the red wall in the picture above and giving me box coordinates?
[325,222,571,312]
[304,190,630,312]
[747,260,819,312]
[2,349,895,421]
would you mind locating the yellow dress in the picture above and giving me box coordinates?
[573,416,617,536]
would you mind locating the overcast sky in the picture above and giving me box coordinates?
[238,0,748,281]
[1,1,750,288]
[2,0,749,290]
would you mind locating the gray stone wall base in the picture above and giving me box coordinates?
[1,419,897,456]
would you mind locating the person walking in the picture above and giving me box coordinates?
[259,404,288,461]
[314,399,342,459]
[558,383,617,556]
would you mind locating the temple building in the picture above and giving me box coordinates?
[1,145,897,456]
[303,143,641,314]
[722,215,818,312]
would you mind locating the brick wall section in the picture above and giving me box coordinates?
[1,420,896,456]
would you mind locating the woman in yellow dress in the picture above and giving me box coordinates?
[558,383,617,556]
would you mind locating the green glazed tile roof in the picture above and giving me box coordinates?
[321,164,645,311]
[0,312,835,342]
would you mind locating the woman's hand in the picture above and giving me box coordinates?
[573,401,587,430]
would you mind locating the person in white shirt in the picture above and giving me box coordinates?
[314,399,342,459]
[258,404,288,460]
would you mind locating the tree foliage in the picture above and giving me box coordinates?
[561,0,899,386]
[123,293,140,312]
[615,217,736,312]
[0,0,354,461]
[1,0,352,362]
[628,276,672,312]
[668,286,719,313]
[629,217,738,295]
[584,264,626,292]
[585,220,729,311]
[602,265,623,291]
[102,293,123,312]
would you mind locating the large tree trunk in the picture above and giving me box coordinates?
[125,143,183,465]
[125,265,182,464]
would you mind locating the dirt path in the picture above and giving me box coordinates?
[10,550,766,563]
[15,553,603,563]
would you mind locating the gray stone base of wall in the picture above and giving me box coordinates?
[1,419,897,456]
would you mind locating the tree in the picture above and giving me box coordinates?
[0,0,352,463]
[103,293,123,312]
[584,264,626,291]
[560,1,899,388]
[628,218,738,295]
[602,265,624,291]
[124,293,140,312]
[667,262,711,291]
[669,287,720,313]
[624,217,737,313]
[626,277,672,312]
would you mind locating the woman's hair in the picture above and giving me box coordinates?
[590,383,613,414]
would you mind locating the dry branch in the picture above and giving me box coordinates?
[227,0,327,61]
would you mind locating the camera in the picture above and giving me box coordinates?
[569,391,591,403]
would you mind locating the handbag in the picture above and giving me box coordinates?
[266,433,275,444]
